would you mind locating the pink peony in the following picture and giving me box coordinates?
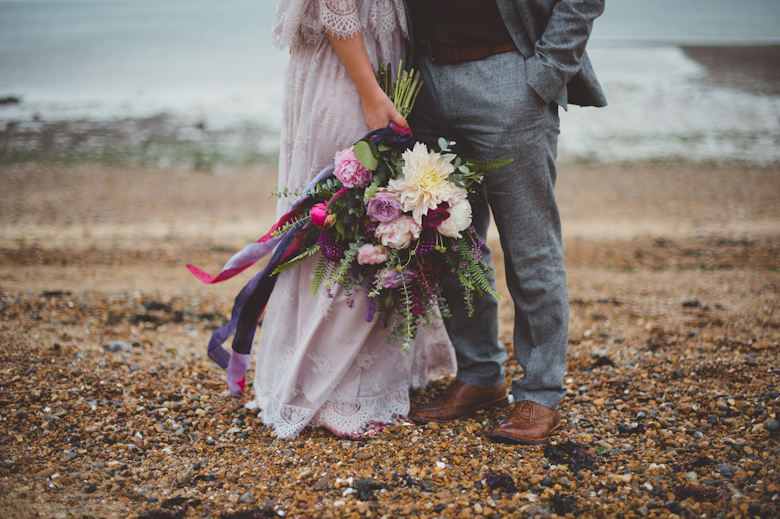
[310,202,335,228]
[334,146,372,188]
[375,215,422,250]
[356,243,389,265]
[365,191,403,223]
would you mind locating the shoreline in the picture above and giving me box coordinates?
[3,44,780,169]
[681,45,780,96]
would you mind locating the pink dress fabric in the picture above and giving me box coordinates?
[246,0,456,439]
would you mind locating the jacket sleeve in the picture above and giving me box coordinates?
[524,0,605,103]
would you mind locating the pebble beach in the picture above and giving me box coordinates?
[2,2,780,516]
[1,158,778,519]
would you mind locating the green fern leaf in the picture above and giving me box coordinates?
[272,244,320,275]
[310,255,330,296]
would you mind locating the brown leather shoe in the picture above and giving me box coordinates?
[488,400,562,445]
[408,380,509,423]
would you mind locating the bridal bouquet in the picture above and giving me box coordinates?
[187,62,508,394]
[269,63,507,348]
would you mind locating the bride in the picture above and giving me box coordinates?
[245,0,455,439]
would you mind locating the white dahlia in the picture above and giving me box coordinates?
[388,142,467,225]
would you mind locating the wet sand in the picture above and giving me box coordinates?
[682,45,780,96]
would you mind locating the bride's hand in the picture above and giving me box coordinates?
[360,84,409,131]
[326,31,409,132]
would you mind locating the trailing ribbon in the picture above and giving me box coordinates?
[186,125,414,396]
[187,164,334,396]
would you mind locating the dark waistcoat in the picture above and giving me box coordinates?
[409,0,514,46]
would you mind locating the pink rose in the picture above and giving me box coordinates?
[356,243,389,265]
[375,215,422,250]
[334,146,372,188]
[311,202,335,228]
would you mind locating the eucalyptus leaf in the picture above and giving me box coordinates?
[354,140,379,170]
[458,165,470,174]
[438,137,449,152]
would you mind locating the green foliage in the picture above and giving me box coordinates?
[270,186,303,198]
[354,139,379,171]
[326,242,361,288]
[270,213,310,238]
[317,177,345,197]
[469,157,514,172]
[310,255,331,296]
[272,244,320,275]
[441,235,502,317]
[375,59,422,118]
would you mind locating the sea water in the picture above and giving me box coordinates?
[1,0,779,166]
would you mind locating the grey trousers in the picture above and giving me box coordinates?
[409,51,568,410]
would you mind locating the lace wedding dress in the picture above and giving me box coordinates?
[246,0,456,439]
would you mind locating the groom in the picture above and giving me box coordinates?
[406,0,607,444]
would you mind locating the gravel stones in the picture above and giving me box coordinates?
[1,237,779,519]
[238,492,256,505]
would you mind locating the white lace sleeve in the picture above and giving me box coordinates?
[272,0,362,48]
[319,0,361,39]
[272,0,406,49]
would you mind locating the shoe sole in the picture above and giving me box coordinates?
[409,395,511,424]
[488,422,563,445]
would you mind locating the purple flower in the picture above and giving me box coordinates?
[375,267,416,289]
[365,191,403,223]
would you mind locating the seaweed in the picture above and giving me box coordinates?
[483,469,517,493]
[544,441,599,472]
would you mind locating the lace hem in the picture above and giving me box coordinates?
[247,386,410,439]
[272,0,407,49]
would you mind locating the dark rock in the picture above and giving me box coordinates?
[16,411,27,420]
[541,476,553,487]
[664,501,682,514]
[766,420,779,433]
[716,464,733,477]
[702,479,718,486]
[146,496,158,503]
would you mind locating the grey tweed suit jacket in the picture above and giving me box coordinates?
[405,0,607,109]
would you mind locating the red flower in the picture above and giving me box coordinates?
[423,204,450,228]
